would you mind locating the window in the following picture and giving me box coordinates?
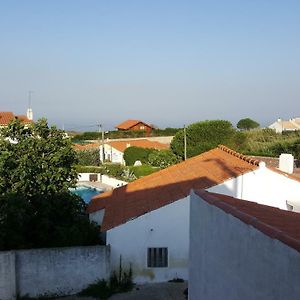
[147,247,168,268]
[140,126,145,130]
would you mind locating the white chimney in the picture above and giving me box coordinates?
[279,153,294,174]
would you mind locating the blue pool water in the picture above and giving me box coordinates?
[70,186,103,203]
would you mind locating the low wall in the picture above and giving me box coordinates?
[0,245,110,300]
[78,173,127,188]
[100,174,127,188]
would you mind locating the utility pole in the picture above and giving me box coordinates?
[98,123,105,163]
[184,124,187,161]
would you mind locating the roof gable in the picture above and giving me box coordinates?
[196,190,300,252]
[88,146,259,231]
[115,119,153,130]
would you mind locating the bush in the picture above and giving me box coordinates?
[123,147,156,166]
[76,149,100,166]
[171,120,238,158]
[75,165,105,173]
[0,193,102,250]
[148,149,179,168]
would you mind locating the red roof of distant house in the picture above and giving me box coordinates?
[196,190,300,253]
[87,145,260,231]
[73,139,168,152]
[115,119,154,130]
[0,112,32,125]
[108,139,168,152]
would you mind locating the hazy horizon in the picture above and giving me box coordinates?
[1,0,299,131]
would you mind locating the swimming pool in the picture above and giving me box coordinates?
[70,185,103,203]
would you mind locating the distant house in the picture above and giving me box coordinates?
[115,120,154,135]
[74,139,168,165]
[189,190,300,300]
[269,117,300,133]
[87,145,300,283]
[0,111,32,128]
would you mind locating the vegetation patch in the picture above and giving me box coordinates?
[79,257,133,299]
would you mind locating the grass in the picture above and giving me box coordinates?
[129,165,160,178]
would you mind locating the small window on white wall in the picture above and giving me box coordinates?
[147,247,168,268]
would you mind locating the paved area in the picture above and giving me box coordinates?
[78,181,113,192]
[109,282,187,300]
[55,282,187,300]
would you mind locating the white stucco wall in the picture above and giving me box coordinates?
[0,246,110,299]
[209,165,300,210]
[189,191,300,300]
[107,197,190,283]
[100,174,127,188]
[100,144,124,164]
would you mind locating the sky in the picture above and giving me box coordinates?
[0,0,299,131]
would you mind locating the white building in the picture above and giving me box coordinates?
[88,145,300,283]
[269,117,300,133]
[99,139,168,164]
[189,190,300,300]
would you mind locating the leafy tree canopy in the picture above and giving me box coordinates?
[171,120,239,158]
[148,149,179,168]
[0,119,78,196]
[123,146,156,166]
[237,118,260,130]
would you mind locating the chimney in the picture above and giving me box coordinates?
[277,118,282,122]
[126,143,131,148]
[279,153,294,174]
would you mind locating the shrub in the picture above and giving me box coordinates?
[148,149,179,168]
[129,165,159,178]
[171,120,237,158]
[0,192,102,250]
[123,147,156,166]
[76,149,100,166]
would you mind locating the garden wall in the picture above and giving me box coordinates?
[0,245,110,300]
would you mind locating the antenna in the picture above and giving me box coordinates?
[28,90,34,108]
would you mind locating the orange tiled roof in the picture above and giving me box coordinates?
[196,190,300,252]
[115,119,153,130]
[0,112,15,125]
[87,145,259,231]
[73,143,99,150]
[16,115,32,124]
[0,112,31,125]
[107,139,168,152]
[73,139,168,152]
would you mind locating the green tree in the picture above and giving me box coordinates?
[0,119,78,196]
[171,120,238,158]
[76,149,100,166]
[148,149,179,168]
[237,118,260,130]
[0,192,101,250]
[123,146,155,166]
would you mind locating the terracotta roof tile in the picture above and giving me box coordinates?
[73,139,168,152]
[88,146,259,231]
[115,119,153,130]
[0,112,32,125]
[196,190,300,252]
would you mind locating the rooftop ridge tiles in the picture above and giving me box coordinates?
[218,145,260,166]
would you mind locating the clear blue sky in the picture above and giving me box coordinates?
[0,0,299,131]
